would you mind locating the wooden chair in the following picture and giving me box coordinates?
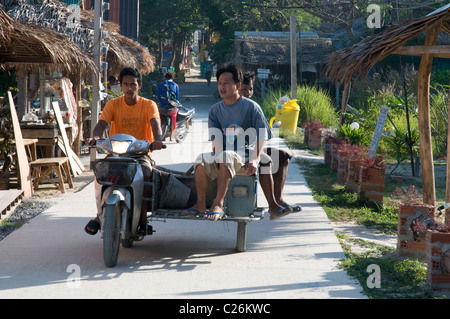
[29,157,73,193]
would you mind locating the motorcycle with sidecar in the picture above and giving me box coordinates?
[92,134,265,267]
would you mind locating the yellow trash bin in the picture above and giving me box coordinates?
[280,100,300,133]
[269,105,283,128]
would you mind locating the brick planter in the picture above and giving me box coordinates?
[358,166,385,204]
[324,137,332,165]
[331,143,340,170]
[397,203,435,258]
[337,150,349,185]
[303,125,309,145]
[308,128,322,150]
[426,230,450,292]
[346,159,362,193]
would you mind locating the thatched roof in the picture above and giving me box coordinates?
[233,33,332,66]
[326,5,450,84]
[0,6,95,72]
[2,0,154,74]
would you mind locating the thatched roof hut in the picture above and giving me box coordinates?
[326,5,450,85]
[232,31,333,85]
[234,32,332,66]
[0,6,95,73]
[2,0,154,74]
[325,5,450,206]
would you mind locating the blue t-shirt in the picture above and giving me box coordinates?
[208,96,272,160]
[157,80,179,107]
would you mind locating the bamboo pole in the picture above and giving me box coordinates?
[446,81,450,228]
[417,24,439,205]
[339,80,351,126]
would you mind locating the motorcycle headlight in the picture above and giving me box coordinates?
[110,140,131,154]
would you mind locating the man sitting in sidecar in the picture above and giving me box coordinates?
[183,63,292,221]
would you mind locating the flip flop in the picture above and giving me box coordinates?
[270,205,292,220]
[283,203,302,213]
[182,208,204,216]
[84,219,100,235]
[205,210,224,221]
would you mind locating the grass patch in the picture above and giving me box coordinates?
[336,233,432,299]
[297,156,442,299]
[298,158,398,234]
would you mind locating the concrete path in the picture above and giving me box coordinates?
[0,68,366,299]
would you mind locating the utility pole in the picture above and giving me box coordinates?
[90,0,108,164]
[290,16,298,99]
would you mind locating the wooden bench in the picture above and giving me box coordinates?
[29,157,73,193]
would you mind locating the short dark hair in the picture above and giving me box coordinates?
[242,71,255,86]
[164,72,174,80]
[119,67,142,84]
[216,63,242,84]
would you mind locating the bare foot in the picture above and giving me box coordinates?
[205,203,224,221]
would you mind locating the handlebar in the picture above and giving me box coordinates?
[150,142,166,151]
[88,139,166,151]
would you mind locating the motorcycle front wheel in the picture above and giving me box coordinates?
[103,204,121,267]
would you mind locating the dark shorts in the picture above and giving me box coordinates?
[263,147,293,167]
[130,154,154,179]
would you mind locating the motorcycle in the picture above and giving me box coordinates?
[92,134,265,268]
[158,86,195,144]
[92,134,165,267]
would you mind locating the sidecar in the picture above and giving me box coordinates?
[148,166,265,252]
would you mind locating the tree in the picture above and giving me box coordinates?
[140,0,203,70]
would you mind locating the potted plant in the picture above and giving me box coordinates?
[306,120,324,150]
[336,141,364,185]
[358,155,387,204]
[329,137,344,170]
[345,144,366,193]
[423,204,450,292]
[391,185,435,259]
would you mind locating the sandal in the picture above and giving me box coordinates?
[270,205,292,220]
[85,219,100,235]
[283,203,302,213]
[182,208,204,217]
[205,210,224,221]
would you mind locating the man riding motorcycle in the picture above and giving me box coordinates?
[157,72,179,138]
[84,67,164,236]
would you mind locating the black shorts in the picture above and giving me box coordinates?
[264,147,293,167]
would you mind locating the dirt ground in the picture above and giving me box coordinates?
[29,168,94,200]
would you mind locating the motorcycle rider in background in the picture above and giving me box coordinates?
[84,67,164,236]
[157,72,180,138]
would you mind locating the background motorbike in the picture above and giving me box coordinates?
[158,86,195,143]
[92,133,165,267]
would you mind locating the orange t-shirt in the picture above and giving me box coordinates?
[99,96,160,144]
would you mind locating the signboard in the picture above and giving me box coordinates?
[257,69,270,80]
[257,73,269,79]
[367,106,389,158]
